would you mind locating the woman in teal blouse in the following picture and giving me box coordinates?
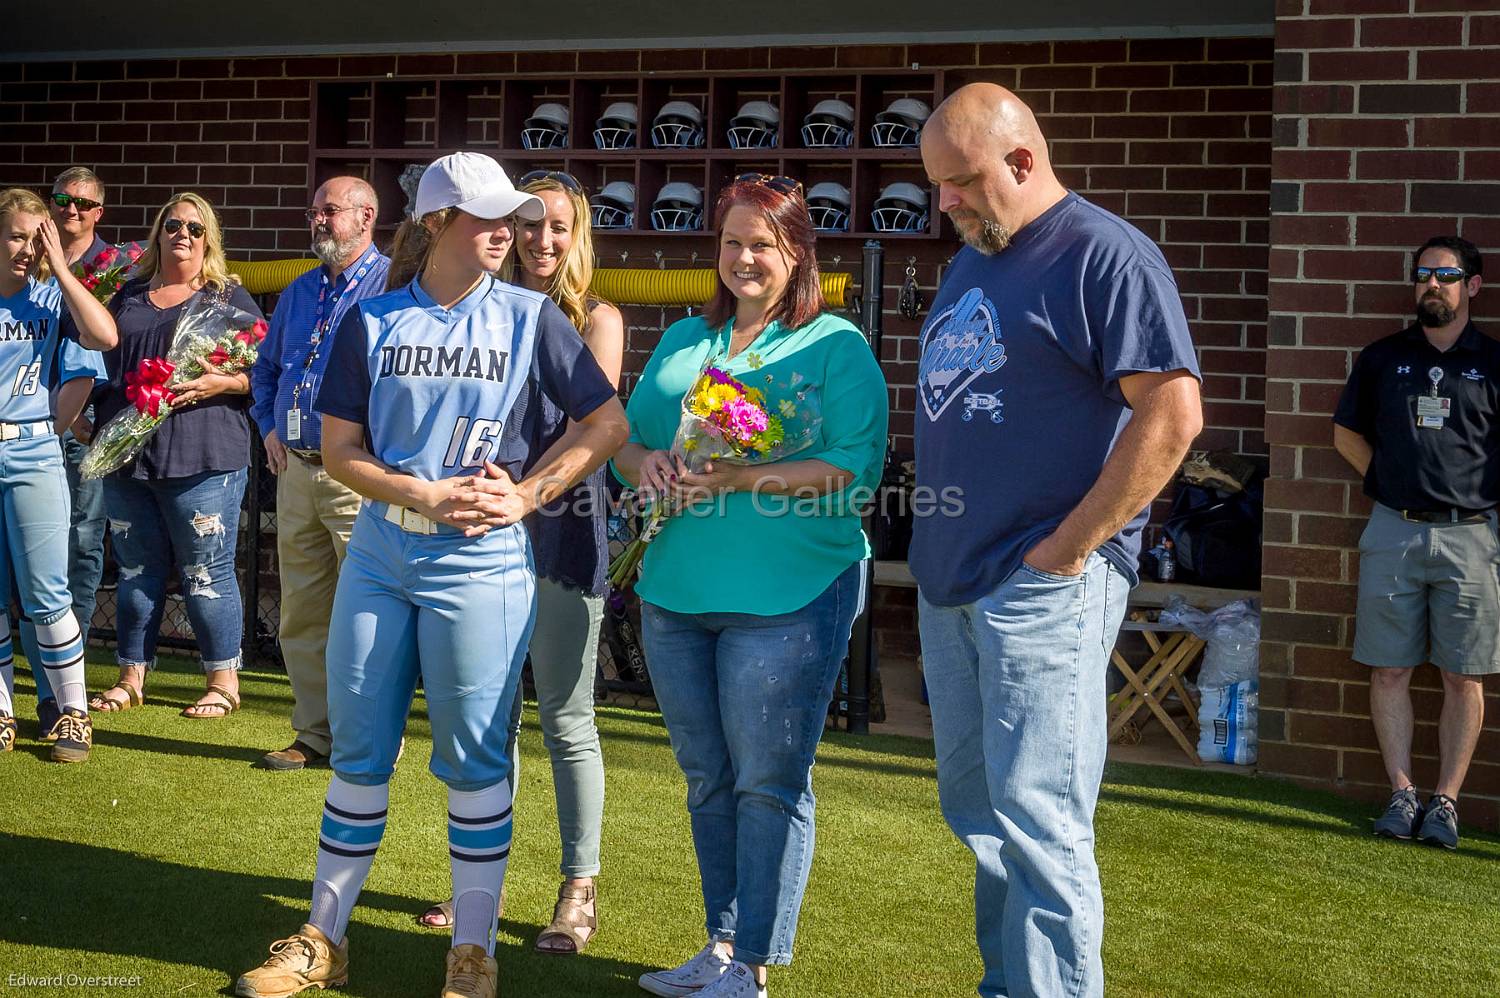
[615,175,887,998]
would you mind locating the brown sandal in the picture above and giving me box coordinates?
[534,881,597,955]
[89,679,144,713]
[181,684,239,719]
[417,885,505,929]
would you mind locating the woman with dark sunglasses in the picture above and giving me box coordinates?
[416,169,623,956]
[87,193,264,721]
[613,176,888,998]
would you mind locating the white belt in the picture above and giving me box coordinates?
[381,503,440,535]
[0,420,53,441]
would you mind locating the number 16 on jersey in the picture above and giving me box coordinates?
[443,416,504,469]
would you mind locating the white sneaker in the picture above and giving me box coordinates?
[698,962,767,998]
[638,940,733,996]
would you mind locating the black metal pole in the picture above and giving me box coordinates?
[844,240,885,735]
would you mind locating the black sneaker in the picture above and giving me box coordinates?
[1373,785,1422,840]
[36,698,60,742]
[49,708,92,763]
[1417,794,1459,850]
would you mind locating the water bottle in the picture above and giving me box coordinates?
[1157,540,1176,582]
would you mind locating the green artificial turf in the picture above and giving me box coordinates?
[1,654,1498,997]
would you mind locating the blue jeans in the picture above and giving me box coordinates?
[103,468,247,670]
[640,561,865,966]
[918,555,1128,998]
[64,428,107,635]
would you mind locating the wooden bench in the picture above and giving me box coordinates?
[873,562,1256,762]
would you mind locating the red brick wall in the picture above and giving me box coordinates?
[0,39,1273,666]
[1262,2,1500,829]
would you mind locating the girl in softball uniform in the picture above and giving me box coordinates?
[234,153,627,998]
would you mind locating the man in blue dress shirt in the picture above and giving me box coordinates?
[250,176,390,771]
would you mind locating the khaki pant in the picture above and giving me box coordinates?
[276,453,361,754]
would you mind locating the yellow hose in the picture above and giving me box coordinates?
[592,269,849,308]
[227,260,851,309]
[226,258,320,296]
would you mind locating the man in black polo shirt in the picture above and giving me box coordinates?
[1333,235,1492,851]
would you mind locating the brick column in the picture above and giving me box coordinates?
[1262,0,1500,828]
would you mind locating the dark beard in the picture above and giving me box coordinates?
[1416,296,1456,328]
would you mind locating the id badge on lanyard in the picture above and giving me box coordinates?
[1416,365,1451,430]
[286,251,377,442]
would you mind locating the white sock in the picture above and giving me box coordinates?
[34,612,86,712]
[309,777,389,945]
[0,613,13,715]
[448,779,513,955]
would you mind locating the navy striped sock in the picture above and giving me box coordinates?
[309,777,389,944]
[448,780,513,955]
[34,613,85,712]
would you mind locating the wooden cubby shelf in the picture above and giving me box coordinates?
[309,68,948,241]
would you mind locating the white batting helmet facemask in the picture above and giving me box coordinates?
[651,181,704,231]
[870,97,932,148]
[871,181,930,233]
[521,102,570,151]
[593,101,638,150]
[591,180,636,229]
[651,100,706,149]
[727,100,780,150]
[801,99,855,149]
[805,181,852,233]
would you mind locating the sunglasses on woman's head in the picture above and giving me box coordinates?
[50,192,102,212]
[735,173,803,197]
[1412,266,1468,285]
[163,218,206,239]
[519,170,583,195]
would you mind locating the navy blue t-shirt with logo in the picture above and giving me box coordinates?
[910,192,1200,607]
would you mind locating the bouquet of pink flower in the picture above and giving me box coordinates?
[607,360,820,589]
[70,242,145,304]
[81,293,268,479]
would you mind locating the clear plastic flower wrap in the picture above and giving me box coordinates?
[608,358,823,589]
[80,293,267,479]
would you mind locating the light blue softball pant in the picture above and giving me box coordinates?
[326,503,537,792]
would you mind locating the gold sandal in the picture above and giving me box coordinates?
[534,881,597,955]
[89,679,144,713]
[416,885,505,929]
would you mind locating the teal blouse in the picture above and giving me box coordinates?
[619,311,889,616]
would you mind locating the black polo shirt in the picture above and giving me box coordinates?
[1334,321,1500,512]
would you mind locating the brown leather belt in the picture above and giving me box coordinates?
[289,448,323,466]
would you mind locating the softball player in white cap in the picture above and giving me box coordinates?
[235,152,628,998]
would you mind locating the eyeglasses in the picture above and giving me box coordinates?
[162,218,206,239]
[304,204,363,222]
[50,193,102,212]
[518,170,583,195]
[1412,266,1468,285]
[735,173,803,198]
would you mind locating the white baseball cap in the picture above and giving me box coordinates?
[414,152,546,221]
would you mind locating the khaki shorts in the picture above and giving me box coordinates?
[1353,503,1500,675]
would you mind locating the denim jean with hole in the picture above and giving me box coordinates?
[639,560,865,966]
[918,554,1129,998]
[103,468,246,670]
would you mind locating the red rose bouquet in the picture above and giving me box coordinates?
[70,242,145,304]
[81,293,268,479]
